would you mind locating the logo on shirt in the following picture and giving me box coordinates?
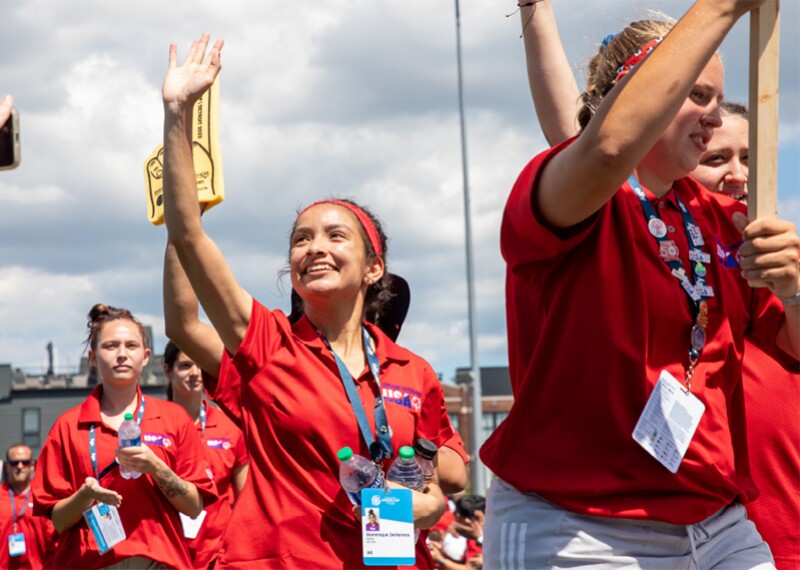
[716,239,743,269]
[143,432,173,448]
[207,438,232,450]
[381,383,422,411]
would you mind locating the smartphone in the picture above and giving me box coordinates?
[0,108,20,170]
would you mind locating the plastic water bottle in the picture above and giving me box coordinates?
[414,438,437,484]
[386,445,425,491]
[337,447,385,506]
[118,413,142,479]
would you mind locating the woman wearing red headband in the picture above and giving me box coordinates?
[160,34,464,568]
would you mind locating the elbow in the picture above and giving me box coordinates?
[185,497,204,519]
[52,515,72,534]
[440,472,467,495]
[164,320,189,347]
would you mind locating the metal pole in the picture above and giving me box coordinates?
[454,0,485,496]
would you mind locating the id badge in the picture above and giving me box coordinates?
[83,503,126,554]
[8,532,26,557]
[633,370,705,473]
[180,509,207,539]
[361,488,415,566]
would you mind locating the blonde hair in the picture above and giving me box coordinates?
[578,18,675,131]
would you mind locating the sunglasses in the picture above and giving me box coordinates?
[7,459,32,467]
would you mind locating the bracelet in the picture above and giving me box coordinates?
[518,2,536,6]
[778,291,800,306]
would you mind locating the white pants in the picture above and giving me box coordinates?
[484,479,774,570]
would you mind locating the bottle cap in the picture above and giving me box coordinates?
[414,438,438,461]
[124,413,134,421]
[337,447,354,462]
[398,446,415,460]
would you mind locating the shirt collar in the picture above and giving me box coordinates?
[291,314,410,365]
[77,384,152,426]
[624,176,697,212]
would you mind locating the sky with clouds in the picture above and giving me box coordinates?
[0,0,797,381]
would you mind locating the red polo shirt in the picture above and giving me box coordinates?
[0,481,55,569]
[207,300,461,569]
[186,403,248,569]
[740,339,800,569]
[32,385,218,569]
[480,140,793,524]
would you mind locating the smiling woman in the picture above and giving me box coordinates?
[160,34,466,568]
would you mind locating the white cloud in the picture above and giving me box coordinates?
[0,0,797,379]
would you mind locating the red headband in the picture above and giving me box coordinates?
[614,37,663,84]
[300,200,383,257]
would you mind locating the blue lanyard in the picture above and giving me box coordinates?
[320,325,393,462]
[629,175,713,388]
[8,485,32,532]
[89,396,146,479]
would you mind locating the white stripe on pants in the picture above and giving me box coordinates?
[484,479,774,570]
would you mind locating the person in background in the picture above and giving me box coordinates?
[163,341,249,569]
[160,34,465,567]
[430,495,484,570]
[0,444,55,570]
[480,0,800,566]
[519,3,799,567]
[32,304,217,569]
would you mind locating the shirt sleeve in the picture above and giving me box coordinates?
[232,425,249,468]
[204,349,244,430]
[32,418,75,518]
[501,137,603,269]
[747,289,800,369]
[416,363,458,451]
[441,432,469,465]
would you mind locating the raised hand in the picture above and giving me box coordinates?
[162,33,224,112]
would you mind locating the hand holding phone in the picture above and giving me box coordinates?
[0,94,20,170]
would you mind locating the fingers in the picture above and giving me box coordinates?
[202,39,224,70]
[171,34,223,75]
[732,211,748,233]
[739,217,797,242]
[737,217,800,295]
[193,33,210,64]
[168,43,177,69]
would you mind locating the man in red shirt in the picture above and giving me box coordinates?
[1,444,55,570]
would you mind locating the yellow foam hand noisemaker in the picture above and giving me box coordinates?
[144,78,225,225]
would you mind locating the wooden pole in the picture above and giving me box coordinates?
[748,0,780,219]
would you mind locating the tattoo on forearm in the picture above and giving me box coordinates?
[156,466,189,498]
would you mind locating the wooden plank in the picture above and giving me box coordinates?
[748,0,780,219]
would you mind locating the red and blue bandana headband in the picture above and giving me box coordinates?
[300,199,383,257]
[614,37,663,84]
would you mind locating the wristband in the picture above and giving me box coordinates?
[779,291,800,306]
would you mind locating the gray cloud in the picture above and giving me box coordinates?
[0,0,797,378]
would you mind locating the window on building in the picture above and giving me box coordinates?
[481,411,509,441]
[22,408,40,448]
